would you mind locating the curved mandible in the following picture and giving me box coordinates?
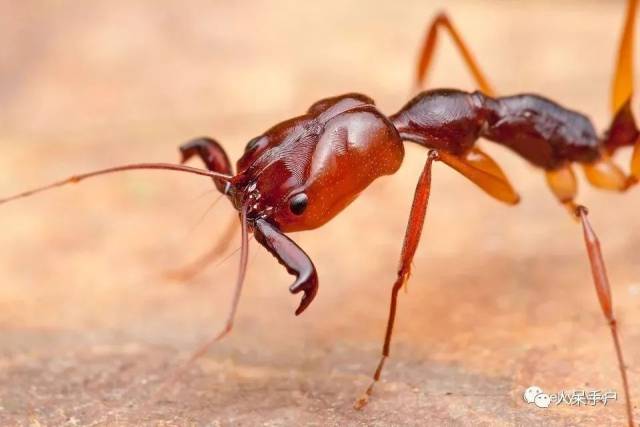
[253,218,318,315]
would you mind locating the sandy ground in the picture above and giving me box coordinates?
[1,0,639,425]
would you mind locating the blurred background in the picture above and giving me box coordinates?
[0,0,639,425]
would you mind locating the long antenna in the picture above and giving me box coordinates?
[0,163,233,205]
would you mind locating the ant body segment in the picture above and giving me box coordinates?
[2,1,639,424]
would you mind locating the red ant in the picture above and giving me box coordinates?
[2,1,639,424]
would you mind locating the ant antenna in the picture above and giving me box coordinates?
[0,163,233,205]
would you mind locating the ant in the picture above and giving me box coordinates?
[1,1,639,424]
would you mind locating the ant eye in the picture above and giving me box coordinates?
[289,193,308,215]
[245,136,261,153]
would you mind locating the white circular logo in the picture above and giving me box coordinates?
[523,386,543,404]
[534,393,551,408]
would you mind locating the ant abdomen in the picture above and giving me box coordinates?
[392,88,603,170]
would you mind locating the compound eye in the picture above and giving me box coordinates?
[244,136,262,153]
[289,193,308,215]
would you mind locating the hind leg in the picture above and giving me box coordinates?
[612,0,638,114]
[633,143,640,180]
[582,156,629,192]
[546,165,635,426]
[576,207,634,427]
[605,0,640,185]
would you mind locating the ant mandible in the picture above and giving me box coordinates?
[2,1,639,424]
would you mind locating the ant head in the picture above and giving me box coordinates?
[228,93,403,233]
[229,140,315,232]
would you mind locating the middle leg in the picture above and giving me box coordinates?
[604,0,640,187]
[415,12,495,96]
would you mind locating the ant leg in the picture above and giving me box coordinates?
[546,164,577,203]
[602,99,640,188]
[437,148,520,204]
[546,171,635,426]
[164,217,239,282]
[354,151,438,410]
[595,0,640,195]
[606,0,640,184]
[545,164,579,216]
[582,157,628,192]
[155,215,317,403]
[633,141,640,178]
[149,140,238,396]
[415,12,495,96]
[611,0,638,114]
[156,138,237,283]
[152,204,250,401]
[576,206,635,427]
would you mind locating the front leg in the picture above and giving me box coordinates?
[354,150,439,409]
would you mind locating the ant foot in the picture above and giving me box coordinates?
[353,393,369,410]
[575,204,589,217]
